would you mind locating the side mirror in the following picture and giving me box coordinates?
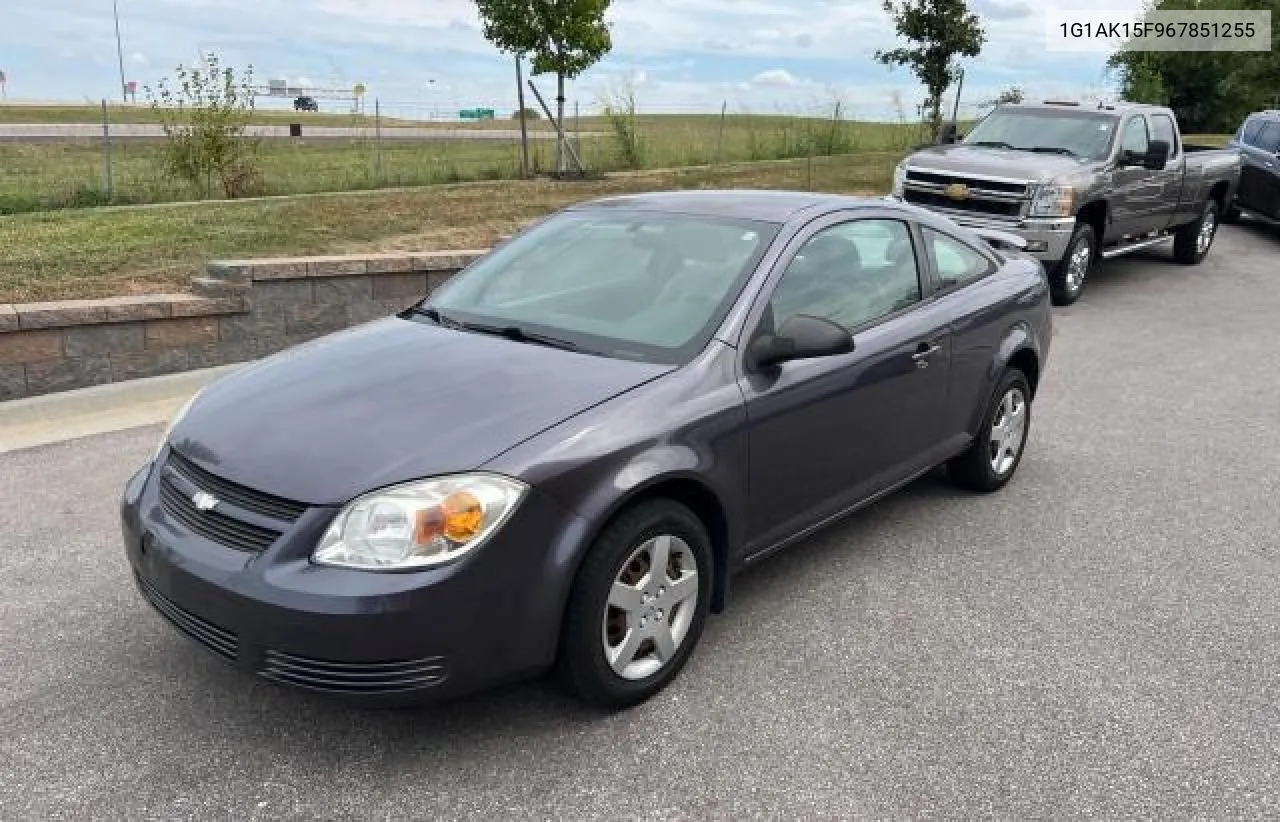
[748,315,854,371]
[1143,139,1171,170]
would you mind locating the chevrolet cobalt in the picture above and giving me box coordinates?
[121,191,1052,709]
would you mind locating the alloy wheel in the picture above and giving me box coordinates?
[1197,205,1218,255]
[988,387,1028,476]
[1065,238,1092,293]
[601,535,699,681]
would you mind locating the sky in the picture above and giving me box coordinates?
[0,0,1146,120]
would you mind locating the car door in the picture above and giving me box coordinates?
[1240,121,1280,219]
[1109,115,1165,239]
[738,214,952,555]
[1146,113,1186,229]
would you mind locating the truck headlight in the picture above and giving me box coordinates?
[313,474,527,571]
[891,162,908,198]
[1029,183,1075,218]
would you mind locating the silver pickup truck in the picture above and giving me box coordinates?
[891,101,1242,305]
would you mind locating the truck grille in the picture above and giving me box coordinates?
[903,169,1031,219]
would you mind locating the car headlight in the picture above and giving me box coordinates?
[152,389,201,462]
[1029,183,1075,218]
[313,474,528,571]
[891,162,908,197]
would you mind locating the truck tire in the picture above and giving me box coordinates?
[1051,223,1095,306]
[1173,199,1219,265]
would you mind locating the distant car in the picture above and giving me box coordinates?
[1225,110,1280,222]
[121,191,1052,709]
[293,96,319,112]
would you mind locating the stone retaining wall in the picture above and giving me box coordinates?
[0,250,487,401]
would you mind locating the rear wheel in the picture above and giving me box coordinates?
[949,369,1032,493]
[1051,223,1095,306]
[1174,199,1219,264]
[558,500,712,709]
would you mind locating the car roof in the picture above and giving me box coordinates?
[569,190,886,223]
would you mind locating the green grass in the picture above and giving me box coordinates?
[0,113,929,215]
[0,152,900,303]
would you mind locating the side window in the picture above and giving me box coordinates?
[1120,117,1150,157]
[1255,123,1280,154]
[1241,117,1265,147]
[1150,114,1179,155]
[769,219,922,332]
[923,228,994,289]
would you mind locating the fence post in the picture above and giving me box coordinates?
[100,99,114,202]
[574,100,581,172]
[715,100,727,167]
[374,98,384,184]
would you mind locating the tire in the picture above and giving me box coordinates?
[1174,199,1220,264]
[1050,223,1095,306]
[948,369,1033,493]
[558,499,713,709]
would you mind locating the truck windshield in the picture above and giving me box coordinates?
[964,108,1119,161]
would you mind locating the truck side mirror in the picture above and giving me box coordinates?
[1143,140,1171,170]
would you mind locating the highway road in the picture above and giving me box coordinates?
[2,221,1279,818]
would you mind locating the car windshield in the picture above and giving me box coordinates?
[421,210,780,364]
[964,108,1119,161]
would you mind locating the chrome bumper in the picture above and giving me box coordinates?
[948,215,1077,263]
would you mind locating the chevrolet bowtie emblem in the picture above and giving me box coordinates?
[944,182,970,201]
[192,490,220,511]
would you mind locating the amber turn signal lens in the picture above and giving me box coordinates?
[442,491,485,542]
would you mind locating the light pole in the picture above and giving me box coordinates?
[112,0,127,103]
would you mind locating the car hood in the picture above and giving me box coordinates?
[905,145,1098,183]
[168,318,672,505]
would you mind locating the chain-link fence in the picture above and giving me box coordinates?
[0,98,992,216]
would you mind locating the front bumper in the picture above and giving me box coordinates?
[948,214,1077,264]
[947,212,1075,263]
[120,452,589,706]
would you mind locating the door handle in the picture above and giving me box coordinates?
[912,342,942,368]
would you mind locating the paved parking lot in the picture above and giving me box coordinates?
[2,221,1279,818]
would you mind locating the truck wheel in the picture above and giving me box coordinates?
[1051,224,1095,306]
[1174,199,1219,264]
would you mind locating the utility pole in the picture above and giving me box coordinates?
[515,54,530,178]
[112,0,127,103]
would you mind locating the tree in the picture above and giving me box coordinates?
[475,0,613,173]
[145,53,261,199]
[1107,0,1280,133]
[875,0,985,140]
[983,85,1024,107]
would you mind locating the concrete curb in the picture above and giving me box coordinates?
[0,363,241,454]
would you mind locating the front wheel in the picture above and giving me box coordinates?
[557,499,712,709]
[1051,223,1095,306]
[1173,199,1219,264]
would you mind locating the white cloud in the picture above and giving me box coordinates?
[752,69,801,88]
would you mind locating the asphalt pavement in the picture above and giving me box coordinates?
[2,220,1279,818]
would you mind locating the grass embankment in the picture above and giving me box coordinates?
[0,104,426,127]
[0,114,925,214]
[0,152,900,303]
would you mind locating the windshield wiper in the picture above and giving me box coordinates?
[407,305,463,329]
[1024,146,1079,157]
[968,140,1016,149]
[458,321,581,353]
